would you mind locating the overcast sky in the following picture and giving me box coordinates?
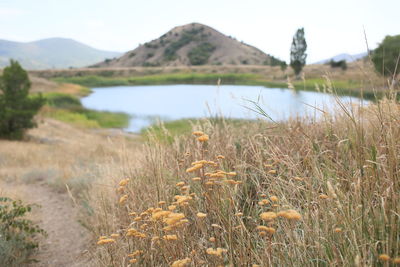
[0,0,398,63]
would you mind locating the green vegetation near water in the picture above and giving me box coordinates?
[142,118,255,142]
[53,72,377,99]
[42,92,130,129]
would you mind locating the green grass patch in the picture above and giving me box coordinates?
[41,92,130,129]
[142,118,255,143]
[47,109,101,128]
[53,76,130,87]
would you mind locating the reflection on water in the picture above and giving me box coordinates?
[81,84,366,132]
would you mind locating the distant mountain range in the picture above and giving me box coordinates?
[0,38,122,70]
[314,52,368,64]
[93,23,283,68]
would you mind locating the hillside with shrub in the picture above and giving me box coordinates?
[92,23,284,67]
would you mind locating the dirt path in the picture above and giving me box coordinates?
[2,182,91,267]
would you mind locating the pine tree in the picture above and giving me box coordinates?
[0,60,45,140]
[290,28,307,76]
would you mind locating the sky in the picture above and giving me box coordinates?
[0,0,399,63]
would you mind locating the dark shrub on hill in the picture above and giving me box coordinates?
[188,43,216,65]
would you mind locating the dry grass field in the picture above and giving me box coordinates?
[84,95,399,266]
[1,64,399,266]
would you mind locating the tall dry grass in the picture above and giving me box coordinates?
[88,92,399,266]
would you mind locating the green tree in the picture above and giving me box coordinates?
[371,34,400,77]
[0,60,45,140]
[290,28,307,76]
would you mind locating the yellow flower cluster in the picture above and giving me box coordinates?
[206,247,227,257]
[171,257,191,267]
[96,237,116,245]
[126,228,146,238]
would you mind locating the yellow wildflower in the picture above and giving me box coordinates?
[126,228,146,238]
[119,195,128,204]
[163,234,178,241]
[128,250,143,257]
[258,199,270,206]
[206,247,227,257]
[97,238,116,245]
[192,177,201,181]
[192,131,204,136]
[260,212,277,221]
[152,210,172,220]
[186,164,203,173]
[378,254,391,261]
[171,258,191,267]
[270,196,279,202]
[216,155,225,159]
[196,212,207,218]
[176,182,185,187]
[119,178,129,186]
[197,134,209,142]
[277,209,302,220]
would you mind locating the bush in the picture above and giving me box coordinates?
[0,197,45,266]
[372,34,400,77]
[164,28,205,61]
[0,60,45,140]
[329,59,347,70]
[188,43,216,65]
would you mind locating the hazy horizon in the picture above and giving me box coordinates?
[1,0,399,63]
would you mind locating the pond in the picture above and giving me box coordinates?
[81,84,366,132]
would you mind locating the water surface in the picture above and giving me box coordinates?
[81,84,365,132]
